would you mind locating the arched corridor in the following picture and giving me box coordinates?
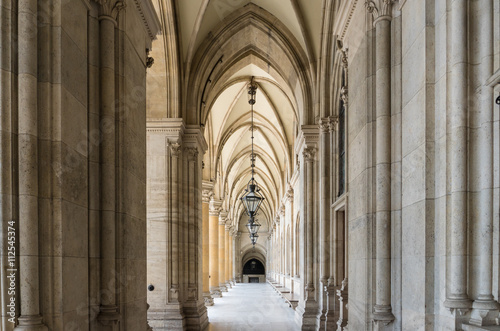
[1,0,500,331]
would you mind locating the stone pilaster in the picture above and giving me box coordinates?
[209,199,222,298]
[219,211,228,292]
[15,0,48,329]
[202,182,214,307]
[225,224,232,289]
[366,0,395,327]
[468,0,499,326]
[93,1,125,329]
[318,118,331,329]
[294,125,319,330]
[443,0,473,316]
[235,232,242,283]
[147,119,186,330]
[181,126,208,330]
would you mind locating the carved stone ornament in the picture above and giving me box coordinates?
[337,39,349,69]
[319,118,330,134]
[169,142,181,157]
[93,0,126,20]
[365,0,393,23]
[202,190,214,203]
[185,147,199,161]
[329,116,339,132]
[303,147,316,161]
[341,86,349,106]
[286,188,294,202]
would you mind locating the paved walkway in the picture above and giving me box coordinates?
[207,283,300,331]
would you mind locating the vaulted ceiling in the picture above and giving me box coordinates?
[176,0,321,67]
[149,0,322,250]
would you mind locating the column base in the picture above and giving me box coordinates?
[203,292,214,306]
[225,281,232,289]
[220,284,228,292]
[295,291,319,330]
[14,315,48,331]
[148,305,185,331]
[469,299,500,327]
[444,296,473,312]
[210,287,222,298]
[97,305,121,330]
[183,300,209,331]
[373,305,394,330]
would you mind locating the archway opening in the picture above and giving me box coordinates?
[242,258,266,283]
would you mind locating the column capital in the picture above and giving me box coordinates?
[93,0,126,22]
[329,116,339,132]
[365,0,394,24]
[202,190,213,203]
[219,210,228,225]
[209,198,222,216]
[303,147,316,162]
[319,118,330,134]
[168,142,182,157]
[184,147,199,161]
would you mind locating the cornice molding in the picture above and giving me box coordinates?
[295,125,319,155]
[132,0,161,43]
[334,0,360,41]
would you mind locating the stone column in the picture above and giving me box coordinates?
[318,118,331,328]
[15,0,48,329]
[225,225,231,289]
[94,1,124,328]
[235,232,242,283]
[295,126,319,329]
[219,211,228,292]
[229,231,234,285]
[202,183,214,306]
[181,127,208,330]
[469,0,498,325]
[444,0,472,314]
[169,143,182,304]
[366,0,395,326]
[304,147,316,293]
[209,199,221,298]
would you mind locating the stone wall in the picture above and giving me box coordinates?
[0,0,159,330]
[344,0,500,329]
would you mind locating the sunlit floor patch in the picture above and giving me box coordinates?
[207,283,300,331]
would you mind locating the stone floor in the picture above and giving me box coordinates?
[207,283,300,331]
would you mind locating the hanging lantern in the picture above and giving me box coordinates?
[246,217,261,235]
[249,233,259,246]
[240,76,265,218]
